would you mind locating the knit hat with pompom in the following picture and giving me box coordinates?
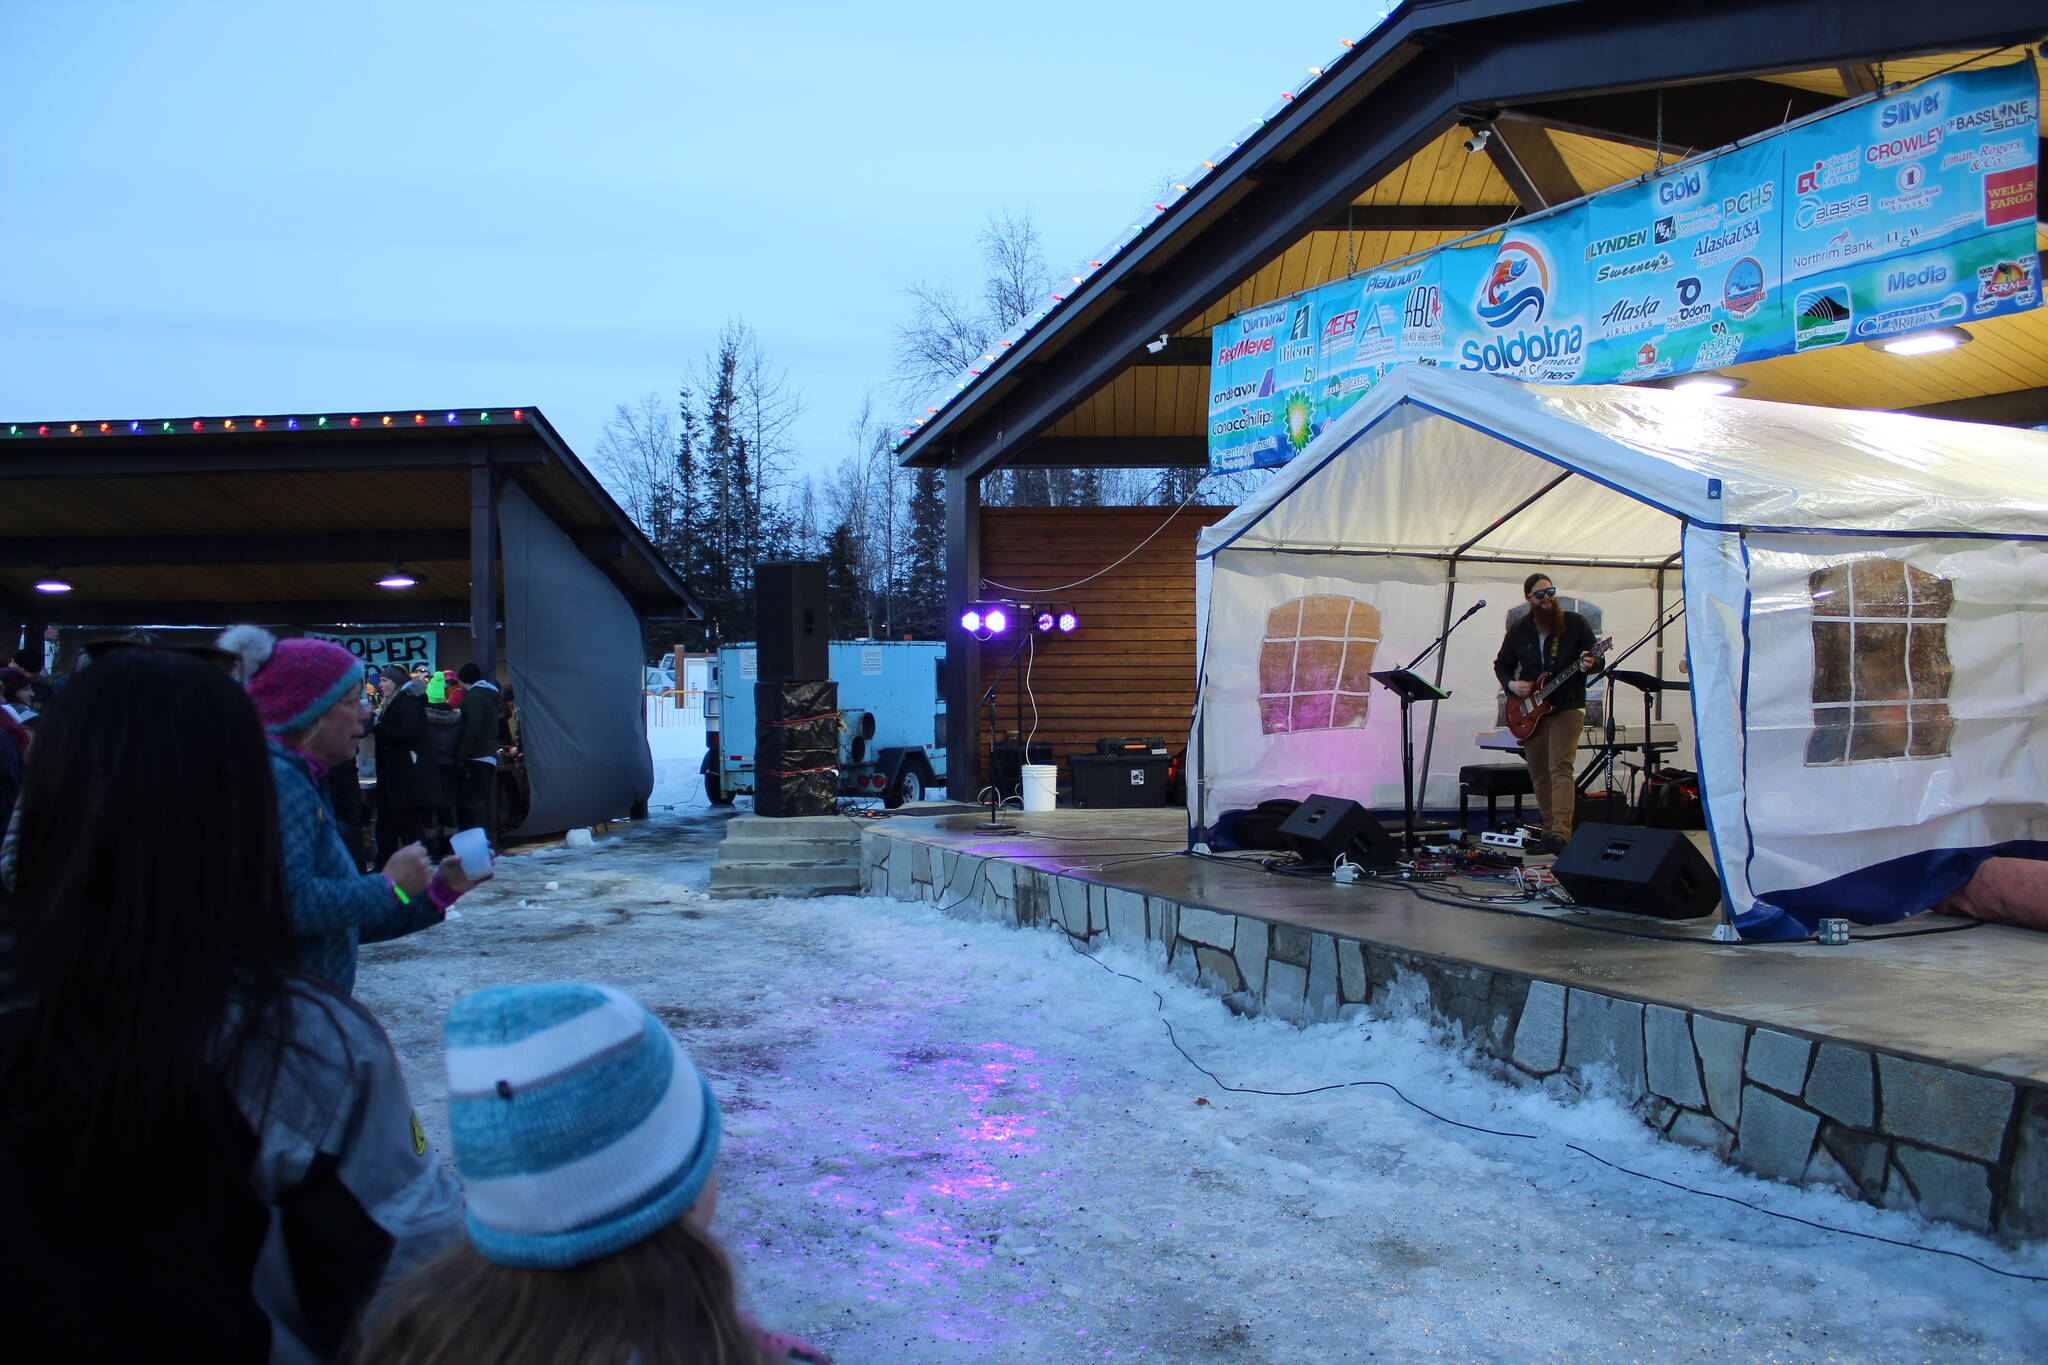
[217,625,363,735]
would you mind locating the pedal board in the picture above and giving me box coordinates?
[1480,830,1527,850]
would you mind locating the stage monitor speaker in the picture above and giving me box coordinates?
[755,561,827,682]
[1277,794,1400,871]
[1552,823,1720,920]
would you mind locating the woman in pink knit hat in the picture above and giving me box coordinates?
[220,626,489,994]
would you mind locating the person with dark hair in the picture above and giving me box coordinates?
[219,627,486,994]
[0,664,34,725]
[453,661,503,837]
[420,669,464,853]
[352,983,827,1365]
[373,664,432,866]
[0,648,463,1360]
[1493,573,1604,853]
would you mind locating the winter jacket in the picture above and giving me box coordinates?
[453,681,502,763]
[1493,609,1602,713]
[270,739,443,993]
[419,704,463,806]
[372,683,431,810]
[0,980,465,1364]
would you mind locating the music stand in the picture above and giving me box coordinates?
[1371,668,1450,855]
[1605,668,1689,821]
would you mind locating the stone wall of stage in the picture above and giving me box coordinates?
[860,825,2048,1243]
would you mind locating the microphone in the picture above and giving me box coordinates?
[1456,598,1487,622]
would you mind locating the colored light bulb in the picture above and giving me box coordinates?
[349,416,360,427]
[253,418,266,430]
[68,423,80,434]
[445,411,458,424]
[960,609,982,633]
[984,608,1008,635]
[1058,611,1078,633]
[128,421,141,433]
[287,418,300,430]
[413,413,425,425]
[381,415,393,426]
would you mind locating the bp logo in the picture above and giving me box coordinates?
[1476,239,1550,329]
[1722,257,1766,320]
[1794,284,1852,350]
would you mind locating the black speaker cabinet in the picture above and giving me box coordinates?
[755,561,827,682]
[1277,794,1400,870]
[1553,823,1721,920]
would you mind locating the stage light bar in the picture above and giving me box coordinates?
[983,607,1009,634]
[1057,611,1079,633]
[960,608,983,633]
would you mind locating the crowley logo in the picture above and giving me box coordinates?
[1475,239,1549,329]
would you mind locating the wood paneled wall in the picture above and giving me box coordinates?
[978,505,1231,779]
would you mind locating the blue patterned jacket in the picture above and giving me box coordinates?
[269,739,442,993]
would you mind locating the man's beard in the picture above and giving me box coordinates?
[1532,598,1563,629]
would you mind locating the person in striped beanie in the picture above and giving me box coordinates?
[352,983,829,1365]
[218,625,487,993]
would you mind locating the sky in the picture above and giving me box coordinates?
[1,0,1386,486]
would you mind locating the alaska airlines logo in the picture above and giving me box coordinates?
[1476,240,1549,330]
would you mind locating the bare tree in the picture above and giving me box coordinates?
[892,209,1053,404]
[591,393,678,531]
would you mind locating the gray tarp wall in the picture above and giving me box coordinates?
[500,481,654,834]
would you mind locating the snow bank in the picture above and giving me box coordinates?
[357,815,2048,1363]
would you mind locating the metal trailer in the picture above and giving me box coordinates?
[700,641,946,808]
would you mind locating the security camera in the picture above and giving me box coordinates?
[1463,127,1492,154]
[1145,334,1170,354]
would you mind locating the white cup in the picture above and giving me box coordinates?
[450,826,494,879]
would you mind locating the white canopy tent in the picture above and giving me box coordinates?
[1191,368,2048,938]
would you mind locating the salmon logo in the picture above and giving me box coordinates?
[1476,240,1549,329]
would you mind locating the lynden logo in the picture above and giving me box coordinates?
[1878,90,1942,129]
[1475,239,1550,329]
[1656,171,1703,205]
[1216,334,1274,366]
[1586,228,1650,261]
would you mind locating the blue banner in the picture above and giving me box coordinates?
[1210,60,2039,471]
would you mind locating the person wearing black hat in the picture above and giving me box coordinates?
[371,664,432,865]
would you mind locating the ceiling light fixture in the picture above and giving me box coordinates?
[1869,325,1971,357]
[33,574,72,593]
[376,566,418,590]
[1664,371,1747,396]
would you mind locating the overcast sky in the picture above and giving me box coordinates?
[3,1,1383,484]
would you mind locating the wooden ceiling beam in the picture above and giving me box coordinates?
[1312,204,1520,232]
[1900,386,2048,429]
[1481,120,1582,209]
[1492,80,1841,160]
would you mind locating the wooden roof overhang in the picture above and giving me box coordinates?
[898,0,2048,478]
[0,408,701,628]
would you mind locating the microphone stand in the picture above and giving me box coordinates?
[975,630,1034,832]
[1373,599,1488,856]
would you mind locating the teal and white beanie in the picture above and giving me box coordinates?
[444,982,722,1269]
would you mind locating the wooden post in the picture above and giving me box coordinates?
[469,456,499,678]
[944,469,981,800]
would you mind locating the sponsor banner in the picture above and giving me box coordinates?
[1208,295,1319,473]
[309,629,438,673]
[1210,59,2038,470]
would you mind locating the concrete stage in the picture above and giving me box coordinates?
[857,808,2048,1242]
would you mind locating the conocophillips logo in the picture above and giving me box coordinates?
[1475,239,1549,330]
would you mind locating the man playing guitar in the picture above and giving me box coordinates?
[1493,573,1605,853]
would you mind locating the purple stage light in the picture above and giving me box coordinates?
[1057,611,1078,633]
[1035,611,1055,633]
[983,608,1009,634]
[960,608,983,633]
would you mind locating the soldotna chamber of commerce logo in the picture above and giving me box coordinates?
[1475,240,1550,329]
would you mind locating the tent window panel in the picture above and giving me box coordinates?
[1256,595,1381,735]
[1852,557,1909,617]
[1852,623,1909,702]
[1811,622,1852,703]
[1803,558,1954,766]
[1809,565,1850,616]
[1908,623,1952,697]
[1909,703,1955,758]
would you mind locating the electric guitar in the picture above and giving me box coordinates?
[1504,635,1612,741]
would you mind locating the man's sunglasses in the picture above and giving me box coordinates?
[1529,587,1559,600]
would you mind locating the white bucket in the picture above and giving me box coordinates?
[1021,764,1058,812]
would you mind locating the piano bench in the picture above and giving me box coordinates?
[1460,763,1534,828]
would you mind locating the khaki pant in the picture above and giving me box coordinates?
[1521,707,1585,840]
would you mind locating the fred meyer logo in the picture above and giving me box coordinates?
[1586,228,1649,261]
[1216,334,1273,366]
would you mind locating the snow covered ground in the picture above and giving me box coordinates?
[357,811,2048,1363]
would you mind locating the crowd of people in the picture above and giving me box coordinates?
[0,635,827,1363]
